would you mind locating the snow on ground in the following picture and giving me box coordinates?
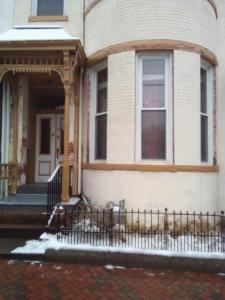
[11,232,225,259]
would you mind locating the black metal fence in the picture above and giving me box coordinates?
[47,165,62,216]
[57,208,225,253]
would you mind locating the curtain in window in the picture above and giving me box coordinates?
[141,59,167,160]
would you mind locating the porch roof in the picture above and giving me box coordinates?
[0,25,86,65]
[0,25,78,42]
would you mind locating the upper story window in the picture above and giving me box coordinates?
[200,61,213,164]
[91,62,108,161]
[137,54,172,162]
[36,0,64,16]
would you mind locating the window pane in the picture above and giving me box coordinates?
[143,59,165,76]
[142,111,166,160]
[40,118,50,154]
[97,88,107,113]
[95,115,107,160]
[143,83,165,108]
[97,68,107,113]
[201,115,208,162]
[142,59,165,108]
[97,68,107,85]
[201,68,207,113]
[37,0,64,16]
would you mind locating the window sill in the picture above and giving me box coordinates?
[28,16,68,22]
[82,163,219,173]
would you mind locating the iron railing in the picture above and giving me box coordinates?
[47,165,62,216]
[0,163,17,199]
[57,208,225,253]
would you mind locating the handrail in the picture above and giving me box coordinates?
[47,164,62,218]
[47,164,62,183]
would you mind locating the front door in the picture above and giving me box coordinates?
[35,114,64,182]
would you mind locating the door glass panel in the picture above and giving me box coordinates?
[40,118,51,154]
[60,118,64,155]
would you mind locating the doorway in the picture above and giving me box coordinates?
[35,114,64,182]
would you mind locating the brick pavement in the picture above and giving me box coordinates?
[0,259,225,300]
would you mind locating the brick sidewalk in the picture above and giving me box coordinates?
[0,259,225,300]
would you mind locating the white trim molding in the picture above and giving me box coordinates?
[90,60,108,162]
[136,53,173,163]
[200,59,214,165]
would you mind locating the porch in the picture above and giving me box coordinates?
[0,25,86,209]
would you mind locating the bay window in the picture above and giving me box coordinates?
[137,54,171,162]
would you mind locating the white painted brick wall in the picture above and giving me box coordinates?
[12,0,83,41]
[174,51,201,165]
[107,52,135,163]
[82,49,218,211]
[215,0,225,210]
[82,170,218,211]
[85,0,217,56]
[0,0,13,33]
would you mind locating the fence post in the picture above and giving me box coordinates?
[221,211,225,252]
[109,208,113,246]
[56,204,60,240]
[164,208,169,251]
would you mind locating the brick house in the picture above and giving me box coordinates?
[0,0,224,212]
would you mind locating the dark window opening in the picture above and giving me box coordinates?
[95,67,107,160]
[37,0,64,16]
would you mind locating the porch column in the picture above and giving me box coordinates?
[62,83,70,202]
[10,76,19,194]
[72,73,80,196]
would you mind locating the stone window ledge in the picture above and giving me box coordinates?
[28,16,68,22]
